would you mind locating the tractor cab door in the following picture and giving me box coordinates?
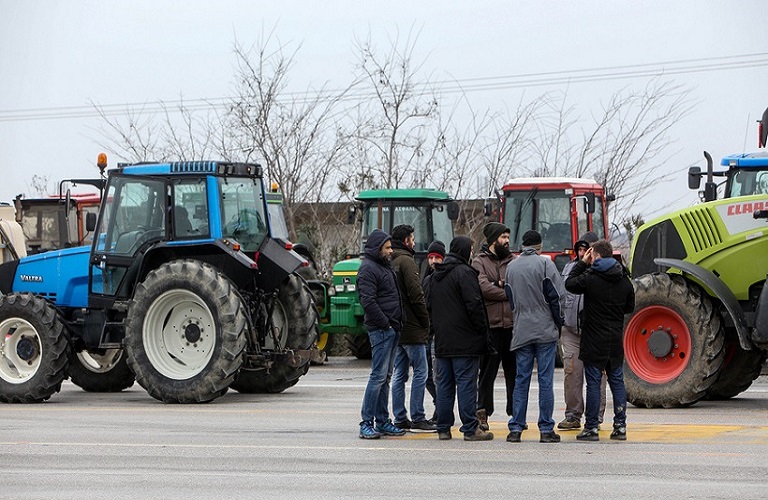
[89,176,168,301]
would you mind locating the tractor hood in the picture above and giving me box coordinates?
[10,245,92,308]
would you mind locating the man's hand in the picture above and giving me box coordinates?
[582,247,595,265]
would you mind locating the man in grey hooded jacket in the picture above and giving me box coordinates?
[504,230,565,444]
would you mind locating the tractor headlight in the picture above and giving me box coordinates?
[335,285,345,293]
[346,284,356,292]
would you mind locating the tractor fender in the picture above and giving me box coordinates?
[654,258,753,350]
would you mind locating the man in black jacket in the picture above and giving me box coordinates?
[425,236,493,442]
[565,239,635,442]
[357,228,407,440]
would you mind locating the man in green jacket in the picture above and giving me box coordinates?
[390,225,436,431]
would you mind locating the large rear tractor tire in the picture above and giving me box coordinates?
[124,260,247,403]
[345,333,371,360]
[704,341,767,400]
[0,293,69,403]
[623,273,725,408]
[69,348,135,392]
[231,274,317,394]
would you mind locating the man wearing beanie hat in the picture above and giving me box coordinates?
[425,236,494,442]
[558,232,606,431]
[504,229,566,443]
[472,222,516,432]
[357,228,407,439]
[423,240,446,421]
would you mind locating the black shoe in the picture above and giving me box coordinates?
[539,431,561,443]
[394,419,412,430]
[411,420,437,432]
[506,431,522,443]
[610,425,627,441]
[576,428,599,442]
[438,431,452,440]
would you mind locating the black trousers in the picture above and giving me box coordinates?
[477,327,516,417]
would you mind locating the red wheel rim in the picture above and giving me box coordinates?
[624,305,692,383]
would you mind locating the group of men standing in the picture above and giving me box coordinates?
[357,221,634,443]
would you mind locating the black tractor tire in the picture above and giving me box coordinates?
[124,260,247,403]
[231,274,317,394]
[68,348,135,392]
[0,293,69,403]
[623,273,725,408]
[704,341,767,400]
[345,333,371,360]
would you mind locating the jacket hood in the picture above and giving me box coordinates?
[364,229,392,260]
[433,254,469,282]
[449,236,473,263]
[391,239,415,255]
[591,257,623,280]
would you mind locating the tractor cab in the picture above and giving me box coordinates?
[498,178,610,271]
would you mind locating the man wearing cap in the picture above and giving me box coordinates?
[472,222,516,431]
[558,231,607,431]
[504,229,565,444]
[357,228,407,440]
[423,240,446,422]
[425,236,494,441]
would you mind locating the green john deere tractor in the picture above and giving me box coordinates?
[624,137,768,407]
[319,189,459,359]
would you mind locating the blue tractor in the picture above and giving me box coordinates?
[0,158,318,403]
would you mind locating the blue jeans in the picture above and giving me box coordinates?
[435,356,480,437]
[391,344,429,423]
[360,327,400,425]
[585,361,627,430]
[508,341,557,433]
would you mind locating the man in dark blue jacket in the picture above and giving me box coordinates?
[425,236,494,442]
[357,228,407,439]
[566,239,635,442]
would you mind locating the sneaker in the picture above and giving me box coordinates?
[539,431,561,443]
[506,431,522,443]
[476,409,489,431]
[375,420,406,437]
[411,420,437,432]
[557,417,581,430]
[427,417,437,426]
[394,419,412,430]
[438,431,452,440]
[464,427,494,441]
[359,421,381,440]
[610,425,627,441]
[576,428,600,442]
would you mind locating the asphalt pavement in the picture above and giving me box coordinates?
[1,356,767,499]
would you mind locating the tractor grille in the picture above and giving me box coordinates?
[679,207,723,252]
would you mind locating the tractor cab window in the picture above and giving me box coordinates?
[172,179,209,238]
[504,190,571,252]
[728,169,768,197]
[362,203,444,253]
[97,177,166,256]
[219,177,268,253]
[430,204,453,251]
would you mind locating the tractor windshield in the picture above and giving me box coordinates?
[726,168,768,197]
[219,177,268,253]
[504,190,572,252]
[362,202,453,253]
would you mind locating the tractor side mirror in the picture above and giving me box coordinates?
[64,189,72,221]
[688,166,702,189]
[346,204,357,224]
[447,201,460,221]
[86,212,97,232]
[584,192,596,214]
[483,199,494,217]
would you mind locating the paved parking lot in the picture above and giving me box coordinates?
[1,356,767,499]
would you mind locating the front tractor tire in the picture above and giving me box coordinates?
[68,348,135,393]
[124,260,247,403]
[0,293,69,403]
[231,274,317,394]
[623,273,725,408]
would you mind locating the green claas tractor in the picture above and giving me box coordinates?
[624,113,768,407]
[319,189,459,359]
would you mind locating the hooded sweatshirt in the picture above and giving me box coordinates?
[357,229,404,332]
[565,257,635,368]
[424,236,491,357]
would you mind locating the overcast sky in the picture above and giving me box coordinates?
[1,1,766,221]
